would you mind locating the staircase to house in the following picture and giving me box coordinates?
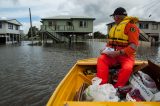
[139,30,149,42]
[44,31,62,43]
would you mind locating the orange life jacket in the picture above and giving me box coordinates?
[108,16,139,50]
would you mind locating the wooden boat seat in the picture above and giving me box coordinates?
[74,83,89,101]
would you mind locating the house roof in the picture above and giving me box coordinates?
[41,15,95,20]
[0,18,22,26]
[139,18,160,23]
[106,18,160,25]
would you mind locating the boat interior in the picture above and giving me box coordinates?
[47,59,160,106]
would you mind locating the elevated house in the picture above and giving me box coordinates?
[107,19,160,45]
[40,15,95,43]
[0,18,22,44]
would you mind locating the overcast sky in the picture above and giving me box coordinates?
[0,0,160,34]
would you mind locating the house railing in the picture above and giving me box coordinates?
[41,25,74,31]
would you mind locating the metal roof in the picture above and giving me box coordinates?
[0,18,22,26]
[107,18,160,25]
[139,18,160,23]
[41,15,95,20]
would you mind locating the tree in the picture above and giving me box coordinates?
[93,31,106,39]
[27,26,39,38]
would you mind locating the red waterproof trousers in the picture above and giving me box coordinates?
[97,54,134,88]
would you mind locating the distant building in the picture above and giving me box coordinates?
[0,18,22,44]
[40,15,95,43]
[107,19,160,45]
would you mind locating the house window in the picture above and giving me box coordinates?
[152,23,158,30]
[80,21,83,27]
[15,25,19,30]
[48,21,52,26]
[52,21,56,26]
[67,21,72,26]
[79,20,87,28]
[8,23,13,29]
[139,23,149,29]
[0,22,2,29]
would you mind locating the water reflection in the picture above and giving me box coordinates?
[0,40,159,106]
[136,45,160,63]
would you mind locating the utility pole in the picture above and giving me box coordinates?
[29,8,33,45]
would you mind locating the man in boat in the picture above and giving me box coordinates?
[97,7,139,88]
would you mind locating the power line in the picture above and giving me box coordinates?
[135,0,160,18]
[145,0,160,12]
[145,1,160,17]
[140,0,157,9]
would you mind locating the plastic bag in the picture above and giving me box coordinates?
[129,74,154,101]
[151,92,160,101]
[126,88,145,101]
[117,85,132,99]
[101,47,114,54]
[84,77,119,101]
[137,71,158,93]
[84,77,101,101]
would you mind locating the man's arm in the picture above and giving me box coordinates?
[123,23,140,56]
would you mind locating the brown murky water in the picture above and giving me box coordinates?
[0,40,159,106]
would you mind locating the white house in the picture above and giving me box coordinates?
[0,18,22,44]
[138,19,160,43]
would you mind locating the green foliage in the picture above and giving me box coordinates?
[27,26,39,38]
[93,31,107,39]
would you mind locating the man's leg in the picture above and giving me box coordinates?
[114,56,134,88]
[97,54,116,84]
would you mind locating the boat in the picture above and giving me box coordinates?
[47,58,160,106]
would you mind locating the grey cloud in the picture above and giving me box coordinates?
[13,0,19,4]
[68,0,114,25]
[0,0,19,5]
[1,0,160,34]
[9,0,19,5]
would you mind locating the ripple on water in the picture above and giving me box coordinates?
[0,41,159,106]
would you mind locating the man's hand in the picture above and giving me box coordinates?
[99,48,106,54]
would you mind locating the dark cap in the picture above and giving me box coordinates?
[110,7,127,16]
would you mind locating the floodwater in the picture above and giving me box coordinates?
[0,40,159,106]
